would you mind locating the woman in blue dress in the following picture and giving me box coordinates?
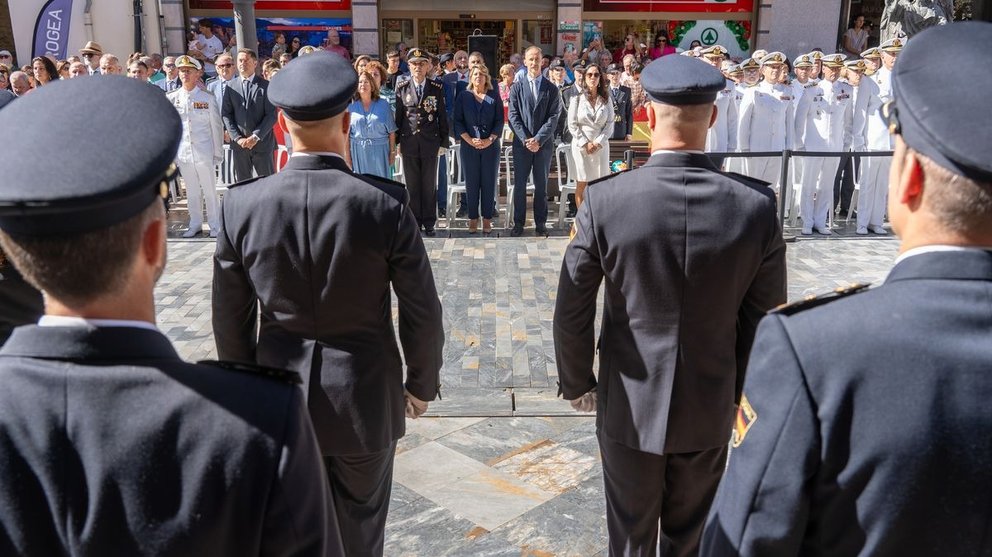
[346,70,397,178]
[453,65,505,235]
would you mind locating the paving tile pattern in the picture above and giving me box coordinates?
[156,233,899,556]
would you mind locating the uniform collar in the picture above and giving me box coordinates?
[283,152,350,172]
[0,325,180,361]
[645,151,718,170]
[886,247,992,284]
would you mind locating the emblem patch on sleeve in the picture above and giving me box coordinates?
[731,394,757,448]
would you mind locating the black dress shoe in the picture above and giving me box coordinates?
[438,208,447,218]
[455,208,467,218]
[535,226,548,236]
[424,228,436,237]
[510,227,523,237]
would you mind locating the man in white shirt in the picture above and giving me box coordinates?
[191,18,224,78]
[699,45,738,166]
[737,52,794,191]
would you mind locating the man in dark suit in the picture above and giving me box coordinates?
[703,22,992,557]
[0,75,341,556]
[553,54,787,556]
[606,63,633,141]
[508,46,562,236]
[395,48,449,236]
[213,52,444,557]
[221,48,277,182]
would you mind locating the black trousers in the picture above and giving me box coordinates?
[599,435,728,557]
[230,141,274,183]
[400,136,441,229]
[323,442,397,557]
[833,153,859,213]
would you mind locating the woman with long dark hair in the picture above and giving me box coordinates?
[567,63,614,207]
[31,57,58,87]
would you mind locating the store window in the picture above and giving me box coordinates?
[382,19,414,54]
[416,19,517,62]
[844,0,885,48]
[522,20,554,53]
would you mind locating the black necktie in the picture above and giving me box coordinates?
[417,84,423,101]
[243,79,251,109]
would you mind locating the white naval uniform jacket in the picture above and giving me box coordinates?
[707,79,739,152]
[737,80,794,152]
[848,76,880,151]
[168,86,224,166]
[794,79,854,152]
[865,67,893,150]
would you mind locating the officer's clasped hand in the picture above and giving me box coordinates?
[569,389,597,413]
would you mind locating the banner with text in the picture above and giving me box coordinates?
[583,0,753,13]
[32,0,74,59]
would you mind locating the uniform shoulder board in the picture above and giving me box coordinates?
[770,282,871,316]
[197,360,302,384]
[226,175,264,190]
[721,171,772,189]
[587,168,630,188]
[355,173,408,204]
[205,75,218,85]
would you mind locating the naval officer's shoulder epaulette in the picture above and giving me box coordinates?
[225,175,264,190]
[770,282,871,316]
[586,167,632,190]
[355,172,408,204]
[197,360,303,385]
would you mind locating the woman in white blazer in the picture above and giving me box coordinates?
[568,63,614,206]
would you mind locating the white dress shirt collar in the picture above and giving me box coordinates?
[38,315,159,332]
[291,151,347,162]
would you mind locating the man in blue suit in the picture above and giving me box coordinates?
[703,22,992,557]
[508,46,561,236]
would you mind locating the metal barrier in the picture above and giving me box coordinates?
[623,148,895,228]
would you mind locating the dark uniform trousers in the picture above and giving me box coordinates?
[396,79,450,230]
[554,152,787,557]
[213,154,444,557]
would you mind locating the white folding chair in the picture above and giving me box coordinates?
[556,143,578,228]
[274,144,290,173]
[446,145,467,230]
[392,154,405,185]
[215,144,235,195]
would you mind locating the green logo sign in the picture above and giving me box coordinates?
[701,28,719,46]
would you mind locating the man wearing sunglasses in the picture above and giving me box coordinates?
[703,22,992,557]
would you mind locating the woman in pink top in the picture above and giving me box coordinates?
[648,33,677,60]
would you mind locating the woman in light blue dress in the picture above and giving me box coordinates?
[347,70,397,178]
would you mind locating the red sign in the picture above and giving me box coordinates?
[189,0,350,10]
[584,0,753,12]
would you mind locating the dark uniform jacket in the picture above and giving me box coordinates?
[703,249,992,557]
[608,84,633,140]
[395,78,450,151]
[212,154,444,456]
[556,83,578,143]
[554,152,787,455]
[0,325,341,556]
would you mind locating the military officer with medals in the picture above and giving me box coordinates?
[728,57,759,175]
[0,75,342,556]
[212,52,444,557]
[834,58,872,221]
[605,63,633,142]
[554,54,787,556]
[700,45,739,167]
[794,53,854,235]
[737,52,794,192]
[703,23,992,556]
[395,48,450,236]
[861,46,882,77]
[168,55,224,238]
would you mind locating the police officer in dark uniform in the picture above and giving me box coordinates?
[212,51,444,557]
[606,63,633,142]
[553,54,787,556]
[395,48,450,236]
[558,58,587,145]
[0,76,341,556]
[703,22,992,557]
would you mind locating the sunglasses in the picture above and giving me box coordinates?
[292,39,300,43]
[164,63,176,68]
[586,72,601,77]
[216,63,233,68]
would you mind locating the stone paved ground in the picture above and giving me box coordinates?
[158,222,899,556]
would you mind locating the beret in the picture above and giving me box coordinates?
[268,50,357,121]
[0,76,180,236]
[641,54,726,105]
[890,22,992,181]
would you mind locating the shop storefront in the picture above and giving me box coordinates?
[379,0,555,59]
[580,0,757,60]
[186,0,353,59]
